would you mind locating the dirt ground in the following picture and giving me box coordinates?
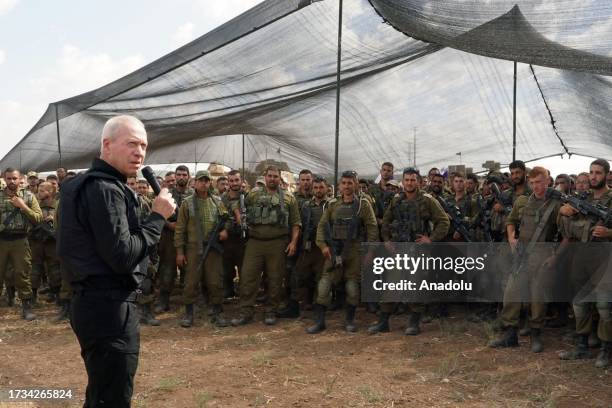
[1,298,611,408]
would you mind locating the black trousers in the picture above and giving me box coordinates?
[70,292,140,408]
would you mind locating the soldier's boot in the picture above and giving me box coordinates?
[211,304,228,327]
[405,312,422,336]
[345,305,357,333]
[366,302,378,314]
[559,334,591,360]
[154,292,170,314]
[231,314,253,326]
[264,312,277,326]
[140,304,161,326]
[46,287,59,304]
[489,326,519,348]
[52,300,71,323]
[588,325,601,348]
[306,304,326,334]
[530,328,543,353]
[368,312,391,335]
[180,304,194,328]
[31,288,38,306]
[21,299,36,321]
[276,299,300,318]
[595,341,611,369]
[7,287,15,307]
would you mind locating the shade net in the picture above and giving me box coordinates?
[2,0,611,177]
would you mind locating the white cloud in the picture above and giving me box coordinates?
[172,22,197,46]
[29,44,145,101]
[0,45,145,161]
[0,49,5,65]
[0,0,18,16]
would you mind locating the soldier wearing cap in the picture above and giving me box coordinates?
[26,171,39,195]
[0,167,43,320]
[231,165,301,326]
[175,170,230,327]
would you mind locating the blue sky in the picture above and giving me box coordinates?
[0,0,260,159]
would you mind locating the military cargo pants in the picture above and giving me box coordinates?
[571,245,612,341]
[183,245,224,305]
[291,246,324,302]
[500,254,552,329]
[222,235,245,295]
[158,229,183,295]
[0,237,33,301]
[316,243,361,307]
[239,238,287,316]
[30,238,61,290]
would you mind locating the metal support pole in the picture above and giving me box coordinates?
[333,0,343,187]
[512,61,517,162]
[55,104,63,168]
[242,134,245,172]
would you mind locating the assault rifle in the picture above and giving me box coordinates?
[196,214,229,272]
[239,192,248,239]
[548,189,611,227]
[436,195,473,242]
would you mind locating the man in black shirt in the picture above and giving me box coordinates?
[57,115,175,408]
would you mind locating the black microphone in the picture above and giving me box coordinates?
[141,166,161,195]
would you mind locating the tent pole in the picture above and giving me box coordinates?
[242,134,245,172]
[55,104,63,168]
[333,0,343,187]
[512,61,517,162]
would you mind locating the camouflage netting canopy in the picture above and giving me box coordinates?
[2,0,611,177]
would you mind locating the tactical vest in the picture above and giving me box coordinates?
[390,193,431,242]
[331,197,361,241]
[247,189,289,228]
[564,190,612,242]
[302,199,327,243]
[30,201,57,241]
[0,189,36,234]
[518,196,558,243]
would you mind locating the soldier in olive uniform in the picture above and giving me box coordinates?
[278,169,314,318]
[368,168,450,335]
[29,182,60,305]
[559,159,612,368]
[126,176,161,326]
[368,162,395,223]
[280,176,329,317]
[155,165,193,313]
[220,170,246,299]
[175,170,230,327]
[0,167,43,320]
[443,172,477,242]
[490,162,532,241]
[306,170,378,334]
[231,165,301,326]
[490,166,561,353]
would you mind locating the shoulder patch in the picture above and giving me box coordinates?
[422,193,433,199]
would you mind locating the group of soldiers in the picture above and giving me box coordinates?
[1,158,611,368]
